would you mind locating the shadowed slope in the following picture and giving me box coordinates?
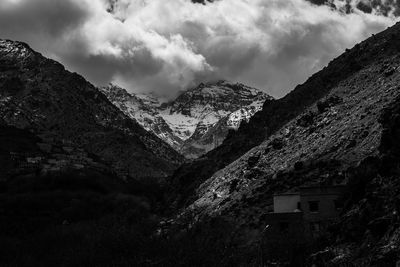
[0,39,183,182]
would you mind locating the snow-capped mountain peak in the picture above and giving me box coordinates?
[100,81,273,158]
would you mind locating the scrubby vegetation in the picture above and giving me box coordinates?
[0,170,261,267]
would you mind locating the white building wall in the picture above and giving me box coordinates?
[273,194,300,213]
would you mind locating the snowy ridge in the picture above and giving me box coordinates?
[99,85,183,149]
[100,81,273,158]
[227,100,266,129]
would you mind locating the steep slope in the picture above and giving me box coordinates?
[170,21,400,265]
[101,81,272,159]
[0,39,183,182]
[170,22,400,207]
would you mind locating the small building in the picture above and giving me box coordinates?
[26,157,43,164]
[299,185,345,239]
[263,185,347,262]
[273,192,301,213]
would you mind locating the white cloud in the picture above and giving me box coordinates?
[0,0,397,98]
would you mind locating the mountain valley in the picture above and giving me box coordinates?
[1,14,400,267]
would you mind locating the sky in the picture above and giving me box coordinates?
[0,0,398,99]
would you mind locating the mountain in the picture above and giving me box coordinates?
[98,85,183,152]
[163,80,272,158]
[169,22,400,265]
[0,39,183,183]
[100,80,272,159]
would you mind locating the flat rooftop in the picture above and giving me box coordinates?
[274,185,347,197]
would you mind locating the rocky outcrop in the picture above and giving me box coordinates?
[0,40,183,182]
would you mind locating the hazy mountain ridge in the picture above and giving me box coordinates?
[0,39,183,182]
[101,81,272,159]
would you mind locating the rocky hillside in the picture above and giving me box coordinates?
[101,81,272,159]
[169,21,400,265]
[0,39,183,182]
[169,21,400,207]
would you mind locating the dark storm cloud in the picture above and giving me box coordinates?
[60,43,164,87]
[0,0,87,35]
[0,0,397,98]
[0,0,88,49]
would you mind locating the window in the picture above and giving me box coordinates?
[308,201,319,212]
[279,222,289,233]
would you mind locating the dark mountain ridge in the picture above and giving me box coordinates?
[0,39,183,182]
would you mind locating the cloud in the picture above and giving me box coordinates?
[0,0,397,98]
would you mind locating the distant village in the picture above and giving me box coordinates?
[4,132,128,180]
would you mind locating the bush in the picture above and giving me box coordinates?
[317,95,342,113]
